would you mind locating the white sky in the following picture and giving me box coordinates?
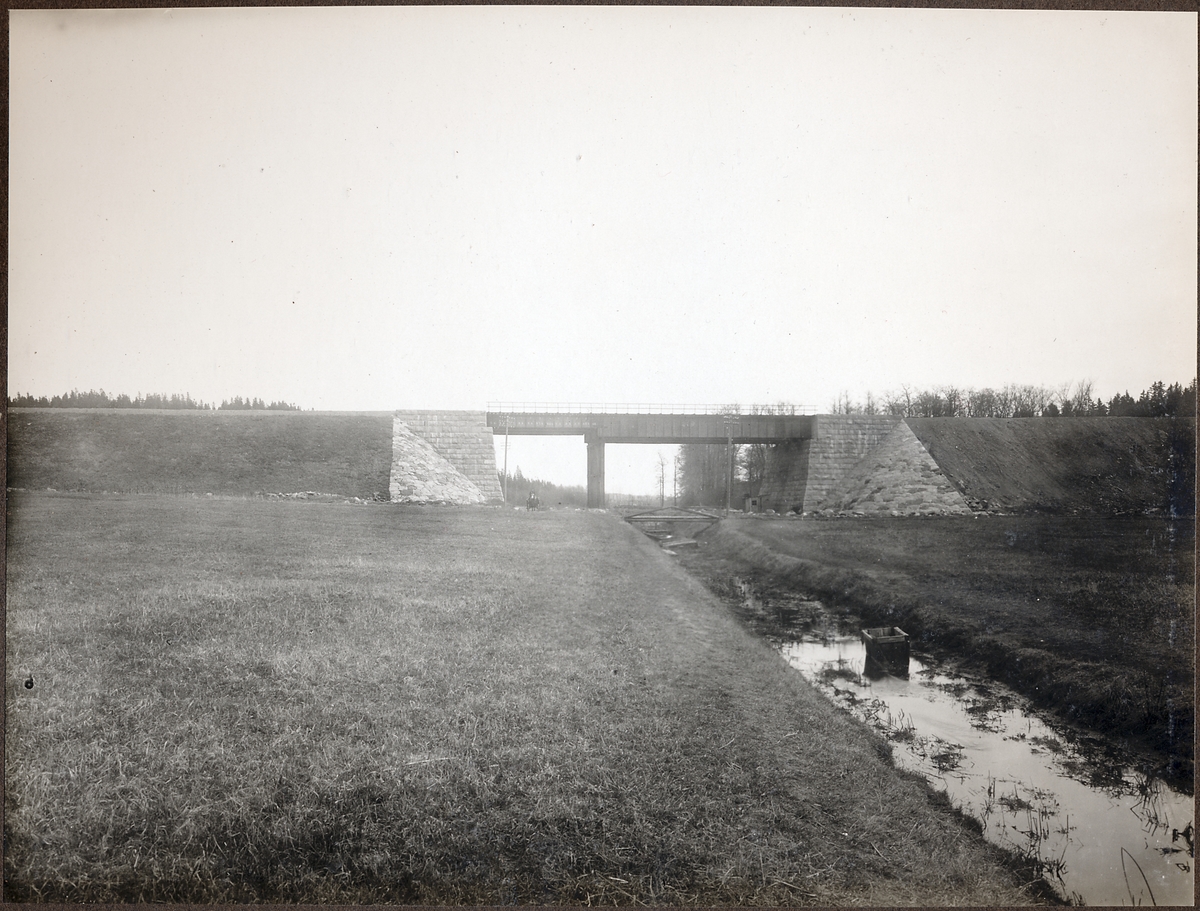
[9,7,1197,494]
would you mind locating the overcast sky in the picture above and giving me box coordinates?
[9,7,1197,493]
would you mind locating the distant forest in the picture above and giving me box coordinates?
[498,468,587,508]
[8,389,302,411]
[497,468,659,509]
[828,378,1196,419]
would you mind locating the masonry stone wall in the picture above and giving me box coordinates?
[802,416,903,509]
[760,439,811,513]
[817,421,972,515]
[392,410,504,503]
[761,415,901,512]
[389,421,487,504]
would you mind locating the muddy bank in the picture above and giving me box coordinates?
[674,516,1193,788]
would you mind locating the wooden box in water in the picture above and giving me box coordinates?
[861,626,910,675]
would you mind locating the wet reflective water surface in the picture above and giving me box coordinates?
[769,596,1194,905]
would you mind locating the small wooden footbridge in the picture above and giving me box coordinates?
[623,506,723,549]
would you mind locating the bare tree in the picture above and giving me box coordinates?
[941,385,965,417]
[829,391,852,414]
[882,385,913,416]
[1070,379,1096,416]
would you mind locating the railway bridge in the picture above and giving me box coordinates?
[485,404,817,508]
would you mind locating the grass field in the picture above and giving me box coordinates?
[689,515,1194,782]
[5,493,1046,905]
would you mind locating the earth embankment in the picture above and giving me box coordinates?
[906,416,1194,514]
[6,408,393,498]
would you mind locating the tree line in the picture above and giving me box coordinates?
[677,378,1196,508]
[498,468,660,509]
[8,389,302,411]
[498,467,588,508]
[829,379,1196,418]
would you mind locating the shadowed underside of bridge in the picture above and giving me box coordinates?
[486,411,817,508]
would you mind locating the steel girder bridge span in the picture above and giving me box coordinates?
[486,405,817,509]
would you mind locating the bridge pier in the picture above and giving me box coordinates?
[586,435,605,508]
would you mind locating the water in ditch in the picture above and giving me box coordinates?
[745,584,1194,906]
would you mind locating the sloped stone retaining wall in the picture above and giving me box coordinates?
[390,411,504,505]
[817,421,972,516]
[801,415,902,508]
[760,415,901,512]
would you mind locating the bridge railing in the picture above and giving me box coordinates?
[486,402,819,416]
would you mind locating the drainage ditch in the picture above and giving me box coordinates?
[736,578,1194,906]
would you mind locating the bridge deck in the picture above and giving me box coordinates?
[486,412,816,444]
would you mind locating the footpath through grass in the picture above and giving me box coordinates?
[698,515,1194,783]
[5,493,1045,905]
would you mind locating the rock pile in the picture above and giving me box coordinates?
[267,491,344,501]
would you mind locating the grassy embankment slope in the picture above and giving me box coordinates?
[693,514,1194,782]
[5,494,1044,905]
[6,409,393,498]
[906,416,1194,514]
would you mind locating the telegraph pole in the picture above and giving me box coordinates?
[502,415,509,505]
[725,419,732,516]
